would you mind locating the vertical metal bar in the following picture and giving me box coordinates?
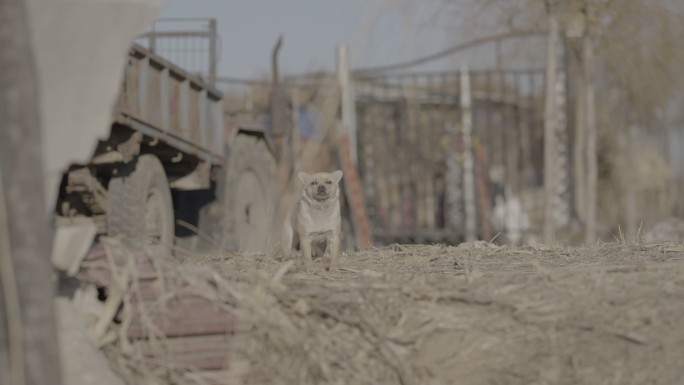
[494,72,504,180]
[149,31,156,54]
[180,79,190,136]
[138,57,149,121]
[498,73,504,171]
[406,74,419,232]
[460,67,477,242]
[183,35,188,74]
[485,71,493,166]
[504,73,515,194]
[246,87,253,112]
[193,35,198,76]
[209,19,217,85]
[442,72,454,233]
[514,71,526,194]
[197,36,202,76]
[528,71,537,185]
[495,39,502,71]
[199,89,208,145]
[370,80,384,229]
[414,74,426,231]
[426,73,437,230]
[584,30,597,244]
[392,77,404,233]
[161,68,170,131]
[392,77,403,234]
[543,16,559,244]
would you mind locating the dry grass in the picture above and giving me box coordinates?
[103,242,684,385]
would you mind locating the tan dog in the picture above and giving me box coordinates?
[281,170,343,269]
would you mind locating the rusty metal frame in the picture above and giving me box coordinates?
[118,115,222,166]
[140,18,219,86]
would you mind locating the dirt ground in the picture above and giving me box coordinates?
[105,241,684,385]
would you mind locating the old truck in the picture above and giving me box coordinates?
[50,33,277,274]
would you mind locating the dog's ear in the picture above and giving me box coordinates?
[298,172,310,185]
[331,170,343,184]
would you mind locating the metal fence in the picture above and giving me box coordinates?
[214,67,570,247]
[137,18,219,85]
[353,69,557,245]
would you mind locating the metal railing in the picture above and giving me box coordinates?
[138,18,220,86]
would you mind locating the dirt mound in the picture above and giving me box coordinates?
[103,243,684,385]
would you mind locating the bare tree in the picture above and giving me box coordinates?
[439,0,684,243]
[583,18,598,244]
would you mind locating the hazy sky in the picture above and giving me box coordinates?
[157,0,452,79]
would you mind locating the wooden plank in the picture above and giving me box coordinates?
[338,134,373,249]
[77,259,158,286]
[77,243,169,285]
[185,370,236,385]
[133,334,231,370]
[125,295,241,339]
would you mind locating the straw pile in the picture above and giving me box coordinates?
[103,242,684,385]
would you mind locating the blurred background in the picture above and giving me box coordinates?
[141,0,684,248]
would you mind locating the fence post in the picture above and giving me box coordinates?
[460,67,477,242]
[543,15,559,244]
[554,70,570,229]
[337,45,358,165]
[336,45,372,249]
[584,30,597,244]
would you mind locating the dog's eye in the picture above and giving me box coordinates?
[310,181,316,186]
[325,181,332,185]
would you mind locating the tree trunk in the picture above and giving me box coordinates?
[624,124,637,240]
[573,53,587,224]
[543,16,559,244]
[584,34,598,245]
[0,0,63,384]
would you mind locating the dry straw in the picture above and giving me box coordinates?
[103,242,684,385]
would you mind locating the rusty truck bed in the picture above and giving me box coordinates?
[114,44,225,166]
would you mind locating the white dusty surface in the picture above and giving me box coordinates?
[55,284,125,385]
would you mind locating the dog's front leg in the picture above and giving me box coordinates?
[300,236,313,268]
[281,222,294,259]
[328,235,340,270]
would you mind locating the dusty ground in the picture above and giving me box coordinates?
[106,241,684,385]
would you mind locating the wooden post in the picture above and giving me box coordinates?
[573,48,587,224]
[543,15,559,245]
[625,124,637,240]
[0,0,63,383]
[336,45,372,249]
[584,31,597,244]
[338,45,358,165]
[554,70,570,228]
[460,67,477,242]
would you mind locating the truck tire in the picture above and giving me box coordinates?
[221,135,276,253]
[107,154,174,256]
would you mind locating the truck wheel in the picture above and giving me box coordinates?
[107,154,174,255]
[221,135,276,253]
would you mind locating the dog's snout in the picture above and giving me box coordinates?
[317,184,326,193]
